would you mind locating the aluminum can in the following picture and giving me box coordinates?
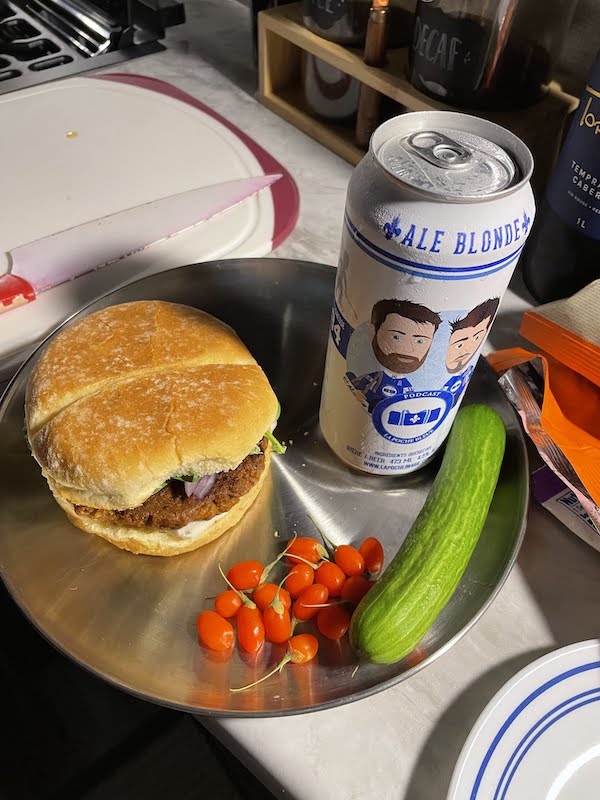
[319,111,535,475]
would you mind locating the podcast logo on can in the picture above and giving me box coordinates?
[373,390,453,444]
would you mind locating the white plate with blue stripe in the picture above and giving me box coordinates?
[448,640,600,800]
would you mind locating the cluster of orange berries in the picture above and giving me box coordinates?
[196,529,384,691]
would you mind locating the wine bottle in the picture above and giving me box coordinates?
[521,51,600,303]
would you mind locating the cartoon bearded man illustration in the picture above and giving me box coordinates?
[442,297,500,407]
[346,298,442,414]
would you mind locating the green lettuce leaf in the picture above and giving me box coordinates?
[265,430,287,454]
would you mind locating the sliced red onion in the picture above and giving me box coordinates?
[184,473,216,500]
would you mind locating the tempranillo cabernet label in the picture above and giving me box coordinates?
[547,53,600,240]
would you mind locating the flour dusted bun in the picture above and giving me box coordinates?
[25,301,280,556]
[26,300,257,436]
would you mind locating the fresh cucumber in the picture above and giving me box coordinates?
[349,403,506,665]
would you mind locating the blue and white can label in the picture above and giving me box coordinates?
[319,112,535,475]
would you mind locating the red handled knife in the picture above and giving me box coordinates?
[0,174,281,313]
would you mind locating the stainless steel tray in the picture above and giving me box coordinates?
[0,258,528,717]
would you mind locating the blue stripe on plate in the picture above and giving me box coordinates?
[344,213,525,277]
[493,687,600,799]
[470,660,600,799]
[498,693,600,799]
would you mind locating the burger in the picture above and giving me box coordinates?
[25,300,284,557]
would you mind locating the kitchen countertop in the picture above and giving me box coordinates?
[102,0,353,272]
[30,2,600,797]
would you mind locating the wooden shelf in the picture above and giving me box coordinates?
[257,2,579,191]
[260,83,365,166]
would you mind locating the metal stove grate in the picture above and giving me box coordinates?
[1,0,77,80]
[0,0,184,94]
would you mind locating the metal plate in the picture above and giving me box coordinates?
[0,258,528,717]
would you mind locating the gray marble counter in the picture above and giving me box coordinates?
[95,6,600,798]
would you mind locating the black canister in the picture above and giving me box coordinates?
[408,0,579,110]
[303,0,371,45]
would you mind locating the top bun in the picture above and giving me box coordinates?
[26,300,257,436]
[26,301,278,510]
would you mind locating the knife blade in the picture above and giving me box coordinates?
[0,174,281,314]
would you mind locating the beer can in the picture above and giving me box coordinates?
[319,111,535,475]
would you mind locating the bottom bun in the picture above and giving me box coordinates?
[52,449,271,557]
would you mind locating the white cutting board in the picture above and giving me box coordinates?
[0,75,297,368]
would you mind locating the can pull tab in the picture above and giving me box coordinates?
[403,131,472,170]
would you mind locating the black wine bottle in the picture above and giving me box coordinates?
[521,51,600,303]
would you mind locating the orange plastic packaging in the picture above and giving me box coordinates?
[487,280,600,509]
